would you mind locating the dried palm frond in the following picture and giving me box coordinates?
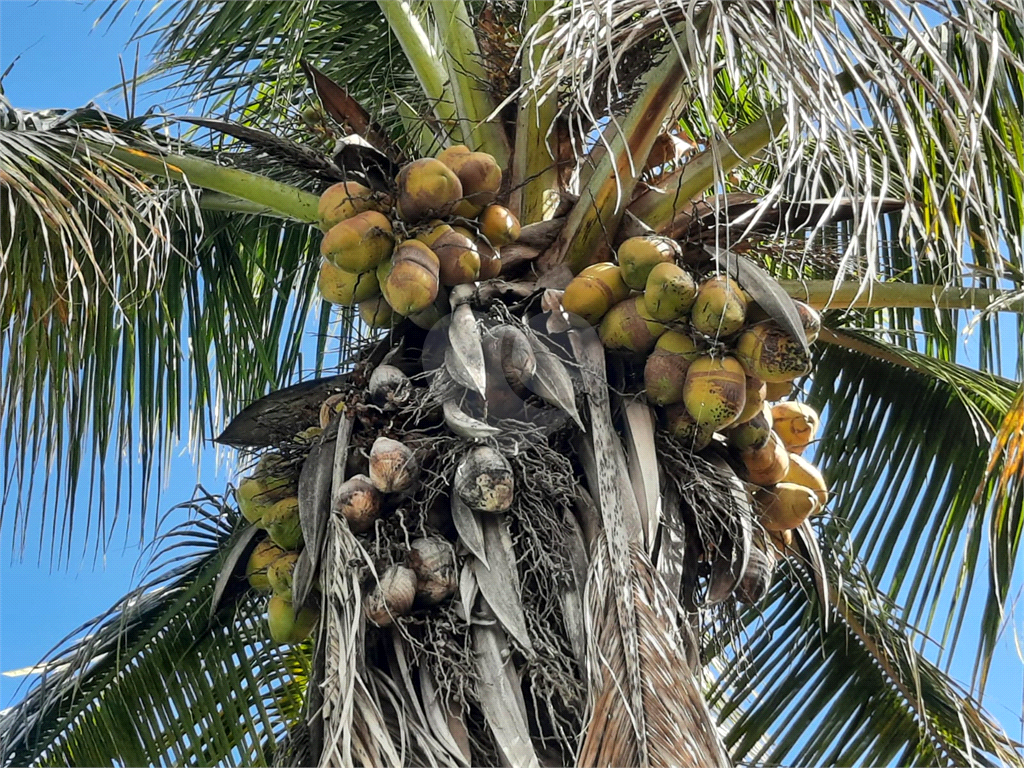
[579,535,730,768]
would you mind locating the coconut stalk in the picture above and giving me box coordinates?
[430,0,511,166]
[627,106,786,234]
[540,14,708,278]
[509,0,558,224]
[377,0,462,144]
[98,142,320,223]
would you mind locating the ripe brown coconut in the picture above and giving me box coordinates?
[379,240,441,315]
[477,204,521,247]
[396,158,464,222]
[436,145,502,217]
[418,222,481,286]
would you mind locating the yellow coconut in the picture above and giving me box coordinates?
[735,323,812,382]
[740,431,791,487]
[725,402,774,451]
[561,262,631,326]
[690,275,748,338]
[320,210,394,273]
[418,223,481,286]
[478,205,521,247]
[663,403,716,451]
[734,377,767,424]
[771,402,820,454]
[795,301,821,343]
[643,331,703,406]
[267,594,297,643]
[396,158,464,222]
[617,235,681,290]
[455,227,501,279]
[318,260,380,306]
[756,483,819,531]
[643,262,698,322]
[764,380,795,401]
[379,240,441,316]
[681,355,747,431]
[247,539,289,593]
[783,453,828,507]
[358,295,395,328]
[318,181,385,231]
[436,146,502,217]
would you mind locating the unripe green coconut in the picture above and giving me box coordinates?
[690,275,747,338]
[320,210,394,273]
[263,497,303,550]
[268,550,299,600]
[617,235,681,290]
[247,539,288,593]
[644,262,698,322]
[318,260,380,306]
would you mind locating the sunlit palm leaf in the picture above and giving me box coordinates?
[809,335,1021,697]
[1,103,330,562]
[709,556,1022,767]
[0,493,309,768]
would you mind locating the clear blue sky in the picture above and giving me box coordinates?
[1,0,1022,749]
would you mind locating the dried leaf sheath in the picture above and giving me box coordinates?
[579,537,730,768]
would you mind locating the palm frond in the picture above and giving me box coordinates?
[710,554,1023,767]
[1,102,330,562]
[0,492,309,768]
[808,334,1021,697]
[526,0,1024,297]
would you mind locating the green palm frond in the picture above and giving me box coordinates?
[1,102,331,561]
[808,333,1021,696]
[709,556,1023,767]
[0,493,309,768]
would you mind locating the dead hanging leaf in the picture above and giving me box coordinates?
[458,561,478,623]
[620,398,661,553]
[579,536,731,768]
[644,132,696,174]
[442,400,502,439]
[451,492,487,567]
[419,665,472,766]
[525,335,584,429]
[472,622,540,768]
[713,247,809,358]
[703,453,753,605]
[208,524,261,621]
[300,59,400,160]
[473,515,534,655]
[445,304,487,396]
[214,373,350,448]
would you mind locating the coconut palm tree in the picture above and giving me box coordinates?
[2,1,1023,766]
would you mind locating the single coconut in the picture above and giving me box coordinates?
[368,437,420,494]
[454,446,514,513]
[364,564,417,626]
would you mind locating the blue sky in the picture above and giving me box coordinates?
[1,0,1022,751]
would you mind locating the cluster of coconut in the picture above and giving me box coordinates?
[238,453,319,644]
[315,146,521,327]
[560,235,830,562]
